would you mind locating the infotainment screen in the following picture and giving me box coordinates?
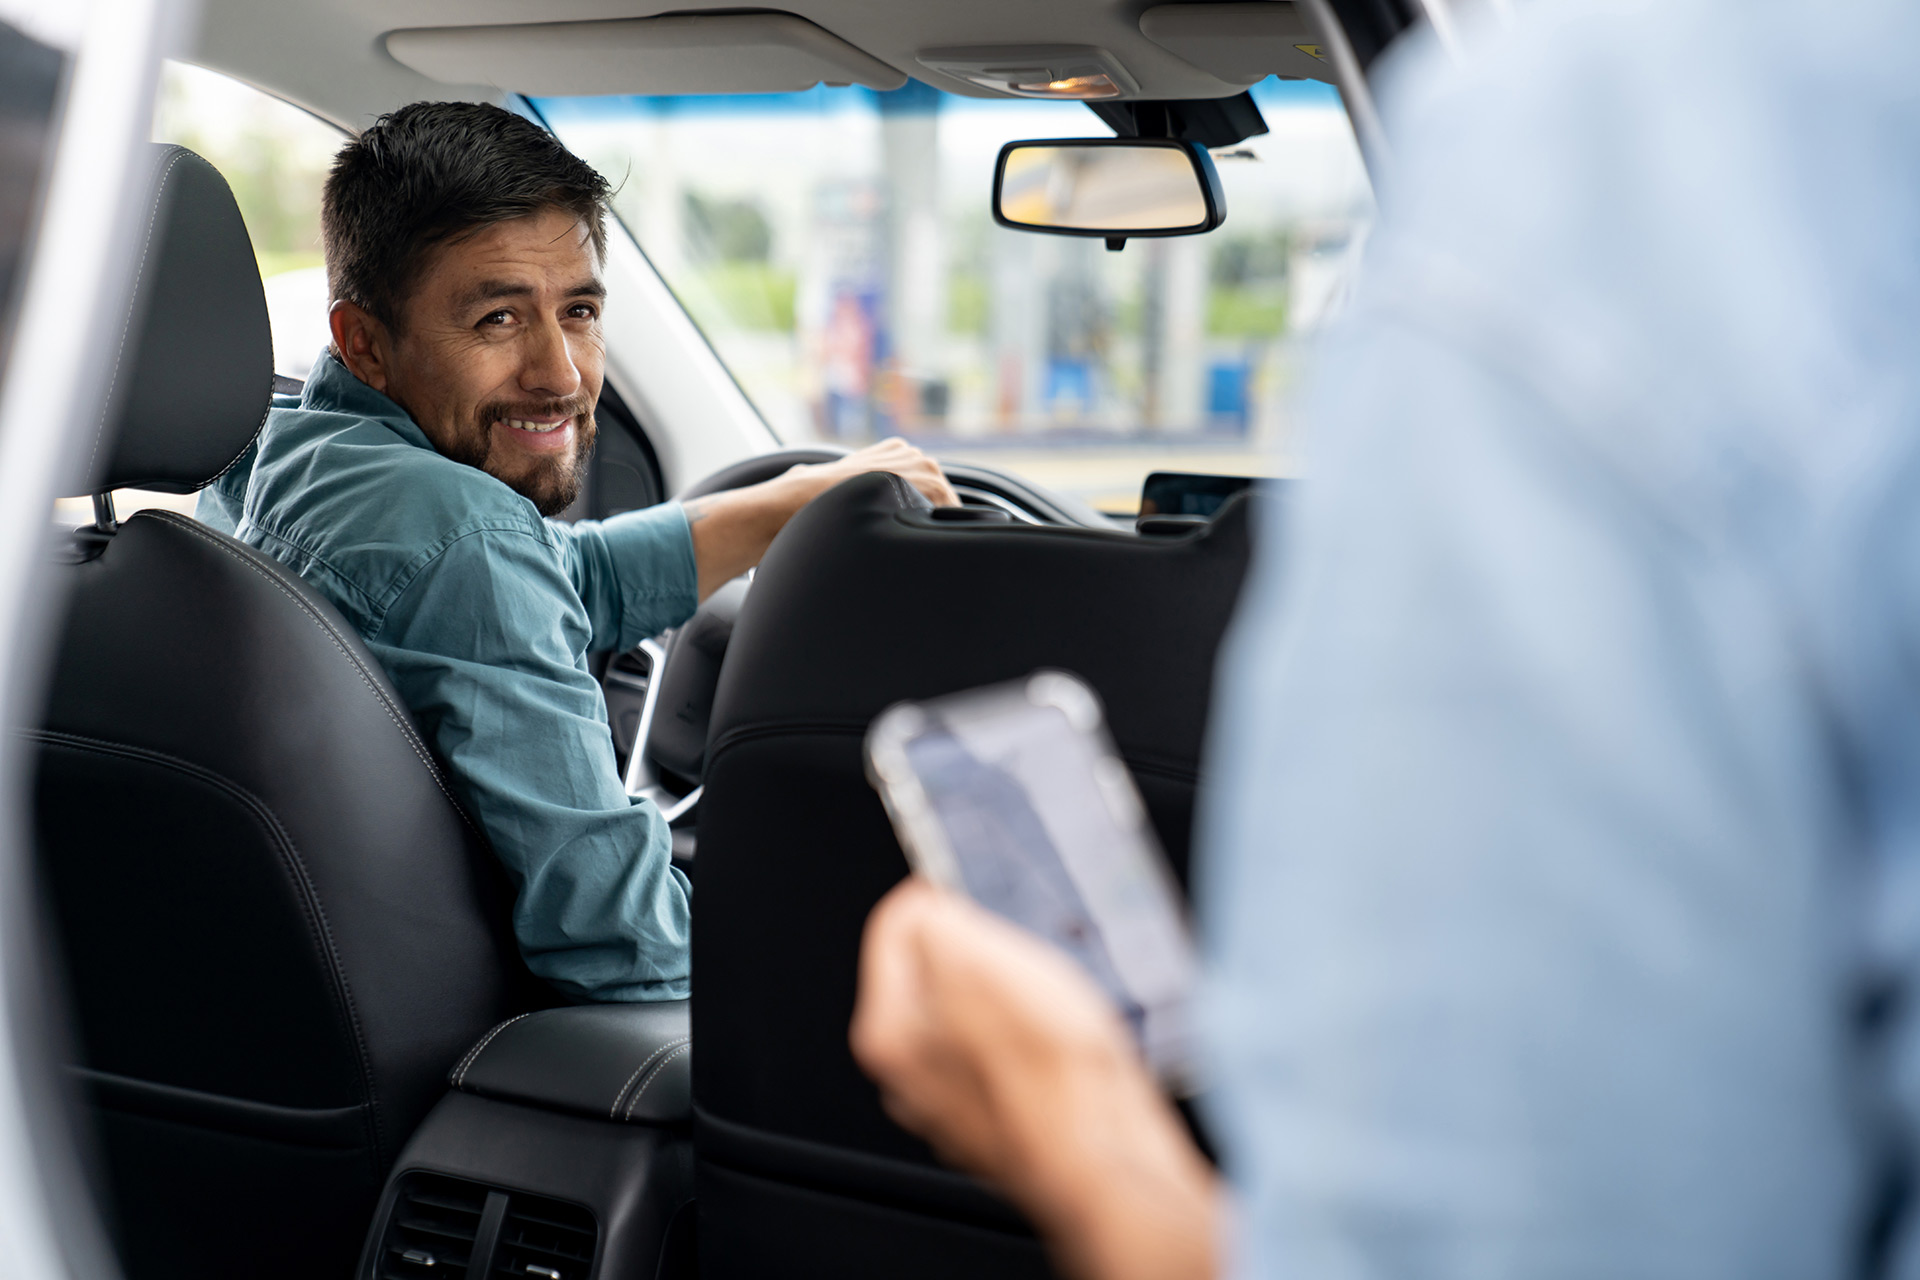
[1138,471,1255,519]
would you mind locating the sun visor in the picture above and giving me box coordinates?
[385,12,908,96]
[1138,3,1335,86]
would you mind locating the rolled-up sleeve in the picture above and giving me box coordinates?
[555,502,700,653]
[370,526,692,1002]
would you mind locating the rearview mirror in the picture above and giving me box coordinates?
[992,138,1225,249]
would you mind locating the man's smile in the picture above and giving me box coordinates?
[496,412,576,453]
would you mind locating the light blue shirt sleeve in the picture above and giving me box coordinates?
[1201,325,1856,1280]
[1194,1,1920,1275]
[370,525,693,1002]
[553,501,700,654]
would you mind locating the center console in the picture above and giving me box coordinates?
[356,1003,694,1280]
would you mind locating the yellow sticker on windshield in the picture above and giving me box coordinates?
[1295,43,1327,60]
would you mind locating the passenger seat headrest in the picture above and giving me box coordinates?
[83,144,274,495]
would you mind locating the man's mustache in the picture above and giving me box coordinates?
[475,395,596,431]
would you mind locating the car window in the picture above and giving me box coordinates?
[535,79,1372,514]
[55,61,342,525]
[154,60,341,380]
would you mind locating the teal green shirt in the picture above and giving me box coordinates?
[198,354,696,1002]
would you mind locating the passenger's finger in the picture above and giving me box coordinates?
[850,878,939,1079]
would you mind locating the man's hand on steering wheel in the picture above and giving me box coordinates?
[682,437,958,599]
[789,438,960,510]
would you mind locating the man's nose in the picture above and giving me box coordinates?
[518,316,583,400]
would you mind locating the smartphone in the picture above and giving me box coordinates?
[865,671,1199,1087]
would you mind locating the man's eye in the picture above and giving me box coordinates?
[479,310,512,326]
[568,303,599,320]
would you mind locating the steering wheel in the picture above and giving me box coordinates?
[674,446,849,502]
[616,448,853,818]
[677,445,1111,527]
[616,447,1100,835]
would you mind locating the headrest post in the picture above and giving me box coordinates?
[90,492,118,535]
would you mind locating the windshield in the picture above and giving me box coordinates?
[536,79,1371,515]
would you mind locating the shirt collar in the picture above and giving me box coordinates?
[302,352,437,453]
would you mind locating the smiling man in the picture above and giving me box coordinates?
[199,102,954,1001]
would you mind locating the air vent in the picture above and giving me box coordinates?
[375,1173,487,1278]
[491,1191,598,1280]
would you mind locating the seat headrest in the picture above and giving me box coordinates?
[85,144,274,495]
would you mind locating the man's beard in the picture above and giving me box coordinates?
[442,395,599,517]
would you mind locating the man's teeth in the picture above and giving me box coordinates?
[505,418,566,434]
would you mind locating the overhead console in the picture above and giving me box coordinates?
[382,4,1308,104]
[385,12,907,96]
[1137,2,1336,86]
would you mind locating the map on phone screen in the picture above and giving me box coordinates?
[867,672,1198,1085]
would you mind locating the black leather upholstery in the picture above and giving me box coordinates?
[692,471,1254,1279]
[450,1002,691,1125]
[645,579,749,787]
[33,146,544,1280]
[90,144,273,494]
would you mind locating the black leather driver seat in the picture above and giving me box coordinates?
[30,145,544,1280]
[693,473,1254,1279]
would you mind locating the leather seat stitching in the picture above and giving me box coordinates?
[608,1034,690,1120]
[608,1036,683,1119]
[144,512,464,817]
[29,729,388,1166]
[881,472,917,510]
[200,393,271,490]
[90,147,189,484]
[451,1010,539,1087]
[623,1041,691,1121]
[140,511,487,844]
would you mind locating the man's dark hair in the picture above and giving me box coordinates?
[322,101,611,332]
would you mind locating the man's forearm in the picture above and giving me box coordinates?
[1035,1111,1222,1280]
[851,881,1221,1280]
[681,439,958,600]
[1004,1052,1223,1280]
[683,471,816,600]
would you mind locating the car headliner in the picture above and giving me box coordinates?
[186,0,1269,133]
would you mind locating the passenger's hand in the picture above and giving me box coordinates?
[794,437,959,507]
[851,879,1220,1280]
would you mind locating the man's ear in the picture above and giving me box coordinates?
[328,299,395,392]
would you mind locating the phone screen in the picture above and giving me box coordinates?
[866,673,1197,1084]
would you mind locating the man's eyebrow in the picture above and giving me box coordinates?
[454,278,607,311]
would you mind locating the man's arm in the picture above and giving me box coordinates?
[558,501,701,655]
[853,276,1856,1280]
[558,439,955,637]
[854,10,1871,1278]
[374,527,691,1001]
[852,880,1220,1280]
[684,438,956,600]
[853,324,1854,1280]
